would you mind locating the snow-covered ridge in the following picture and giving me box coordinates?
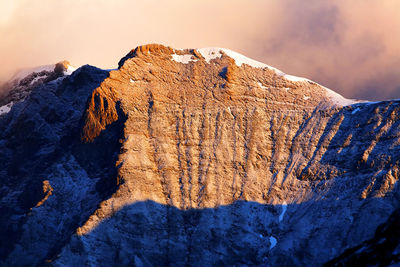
[195,47,358,106]
[10,61,78,83]
[11,64,56,82]
[0,61,78,113]
[324,86,358,106]
[196,47,304,79]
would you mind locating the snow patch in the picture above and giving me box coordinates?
[30,75,46,85]
[196,48,222,63]
[303,95,310,100]
[257,82,267,89]
[64,65,77,75]
[324,87,357,106]
[365,101,380,105]
[0,101,13,115]
[130,78,135,83]
[352,107,361,114]
[279,202,287,222]
[171,54,198,64]
[284,74,309,82]
[269,236,277,249]
[219,48,270,69]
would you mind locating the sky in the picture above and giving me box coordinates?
[0,0,399,100]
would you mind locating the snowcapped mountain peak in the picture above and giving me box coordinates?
[196,47,360,107]
[10,64,56,83]
[0,60,79,110]
[120,44,358,108]
[10,60,77,83]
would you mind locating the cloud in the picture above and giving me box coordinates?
[247,0,400,100]
[0,0,399,100]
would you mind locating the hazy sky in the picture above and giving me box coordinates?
[0,0,399,100]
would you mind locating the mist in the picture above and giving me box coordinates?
[0,0,399,100]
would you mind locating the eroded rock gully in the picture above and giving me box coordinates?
[1,44,399,266]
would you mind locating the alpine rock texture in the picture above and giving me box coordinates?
[1,44,399,266]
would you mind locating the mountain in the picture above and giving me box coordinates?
[0,44,399,266]
[0,60,76,113]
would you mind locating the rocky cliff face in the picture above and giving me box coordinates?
[1,44,399,266]
[326,207,400,266]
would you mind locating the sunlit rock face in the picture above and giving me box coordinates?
[1,44,399,266]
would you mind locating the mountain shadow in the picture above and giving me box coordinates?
[50,197,399,267]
